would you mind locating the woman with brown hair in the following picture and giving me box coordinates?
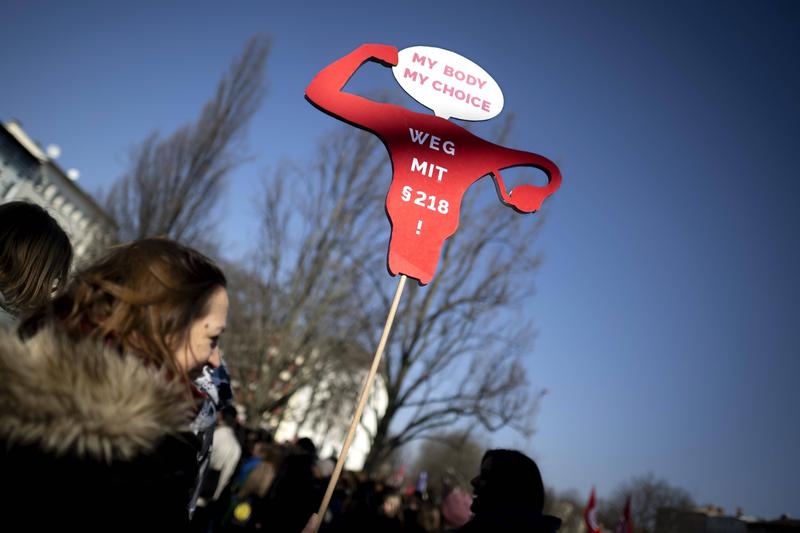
[0,200,72,328]
[0,238,228,530]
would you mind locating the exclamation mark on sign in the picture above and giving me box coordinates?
[416,220,423,235]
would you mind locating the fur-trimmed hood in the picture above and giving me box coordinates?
[0,328,194,463]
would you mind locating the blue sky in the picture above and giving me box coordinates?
[2,0,798,519]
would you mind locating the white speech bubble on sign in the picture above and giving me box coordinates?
[392,46,504,121]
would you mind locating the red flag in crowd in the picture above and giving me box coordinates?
[584,486,601,533]
[617,494,633,533]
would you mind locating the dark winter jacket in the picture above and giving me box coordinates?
[457,505,562,532]
[0,328,200,531]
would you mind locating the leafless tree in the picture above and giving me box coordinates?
[412,430,488,495]
[223,128,387,426]
[544,488,587,533]
[598,473,695,533]
[105,35,269,247]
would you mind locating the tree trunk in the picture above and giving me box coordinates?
[363,404,394,474]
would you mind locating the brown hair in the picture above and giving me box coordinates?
[0,201,73,315]
[239,461,277,499]
[21,238,226,382]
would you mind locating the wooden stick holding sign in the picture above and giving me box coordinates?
[306,44,562,528]
[312,275,407,532]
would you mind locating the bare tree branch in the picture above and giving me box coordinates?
[105,35,270,247]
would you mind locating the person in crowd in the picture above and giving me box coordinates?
[211,405,243,496]
[417,499,442,532]
[441,487,473,530]
[315,454,335,480]
[193,404,243,532]
[378,492,405,533]
[0,238,228,530]
[458,449,561,532]
[222,441,283,531]
[240,428,272,464]
[0,200,72,328]
[236,439,275,492]
[249,438,322,532]
[320,468,360,532]
[328,476,384,532]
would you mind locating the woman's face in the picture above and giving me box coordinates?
[174,286,229,379]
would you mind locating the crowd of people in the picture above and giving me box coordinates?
[0,200,561,532]
[189,425,563,533]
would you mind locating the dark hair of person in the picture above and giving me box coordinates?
[220,404,238,427]
[481,449,545,512]
[20,238,226,383]
[0,201,73,315]
[296,437,317,457]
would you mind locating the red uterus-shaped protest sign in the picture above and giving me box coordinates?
[306,44,562,285]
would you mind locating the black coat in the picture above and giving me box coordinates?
[457,506,562,532]
[0,329,200,531]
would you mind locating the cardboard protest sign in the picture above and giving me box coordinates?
[306,44,562,285]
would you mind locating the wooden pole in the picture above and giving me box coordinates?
[312,274,408,531]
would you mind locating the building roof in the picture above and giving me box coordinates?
[2,120,117,229]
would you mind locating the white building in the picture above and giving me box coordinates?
[0,119,116,265]
[273,371,388,471]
